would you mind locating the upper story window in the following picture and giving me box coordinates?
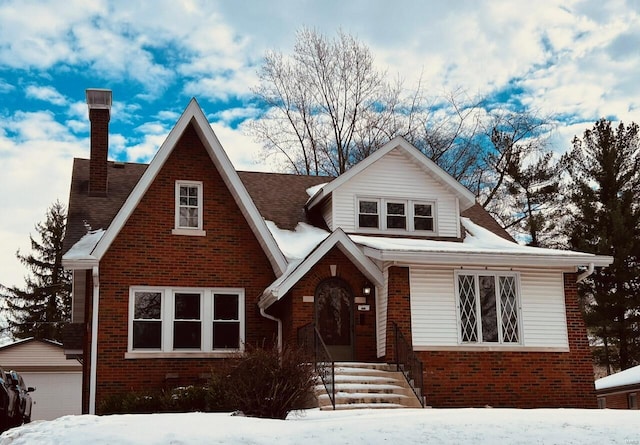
[357,197,436,233]
[129,287,245,356]
[414,203,434,231]
[173,181,206,236]
[358,200,379,228]
[386,202,406,229]
[456,271,521,345]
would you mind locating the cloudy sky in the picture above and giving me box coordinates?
[0,0,639,290]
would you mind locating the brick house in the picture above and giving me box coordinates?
[62,89,612,414]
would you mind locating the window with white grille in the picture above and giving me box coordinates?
[456,272,520,344]
[173,180,205,236]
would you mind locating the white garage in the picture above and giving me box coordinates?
[0,338,82,421]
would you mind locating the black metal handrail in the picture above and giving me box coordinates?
[392,321,425,407]
[298,323,336,410]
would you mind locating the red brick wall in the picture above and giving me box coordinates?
[270,246,378,362]
[89,123,278,412]
[599,391,638,409]
[411,272,597,408]
[385,266,411,361]
[88,108,109,197]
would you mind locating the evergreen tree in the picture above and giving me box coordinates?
[0,201,72,342]
[563,119,640,371]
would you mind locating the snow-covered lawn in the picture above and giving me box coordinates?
[0,408,638,444]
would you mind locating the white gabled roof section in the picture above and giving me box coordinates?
[306,136,476,211]
[259,228,384,310]
[90,99,288,276]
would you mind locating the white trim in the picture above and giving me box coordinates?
[259,228,384,309]
[174,180,205,233]
[355,197,438,235]
[307,136,476,211]
[454,270,522,345]
[89,266,99,415]
[413,345,570,352]
[361,247,613,268]
[90,99,287,276]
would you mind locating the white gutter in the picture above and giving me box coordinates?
[89,266,100,415]
[577,262,595,283]
[259,308,282,353]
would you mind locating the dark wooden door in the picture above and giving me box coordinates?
[315,277,354,361]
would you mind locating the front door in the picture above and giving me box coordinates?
[315,277,354,361]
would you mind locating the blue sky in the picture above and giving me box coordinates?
[1,0,639,289]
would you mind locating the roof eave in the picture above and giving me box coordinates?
[362,247,614,268]
[61,258,99,270]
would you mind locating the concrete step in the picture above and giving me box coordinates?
[314,362,423,410]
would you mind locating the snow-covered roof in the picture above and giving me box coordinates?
[62,229,105,268]
[259,224,383,309]
[595,365,640,391]
[355,218,612,267]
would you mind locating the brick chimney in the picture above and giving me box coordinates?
[86,89,112,197]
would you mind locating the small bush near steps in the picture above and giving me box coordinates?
[99,345,317,419]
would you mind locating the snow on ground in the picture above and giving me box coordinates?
[1,408,638,445]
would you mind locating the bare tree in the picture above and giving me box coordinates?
[250,27,411,176]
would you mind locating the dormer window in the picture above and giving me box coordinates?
[358,200,379,228]
[386,202,406,229]
[356,197,436,234]
[414,203,434,231]
[172,181,206,236]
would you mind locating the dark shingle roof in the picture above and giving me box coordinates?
[238,171,332,230]
[63,159,148,254]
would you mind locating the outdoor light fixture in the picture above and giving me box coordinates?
[363,285,372,296]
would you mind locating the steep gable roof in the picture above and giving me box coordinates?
[306,136,477,211]
[78,99,289,275]
[259,228,384,309]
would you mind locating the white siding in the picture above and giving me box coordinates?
[520,269,569,348]
[322,197,333,231]
[331,149,460,236]
[409,267,569,349]
[0,341,81,369]
[376,268,389,357]
[410,268,459,346]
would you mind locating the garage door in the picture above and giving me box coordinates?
[20,372,82,421]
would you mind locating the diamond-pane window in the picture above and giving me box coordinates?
[456,272,521,345]
[458,274,478,342]
[499,276,519,343]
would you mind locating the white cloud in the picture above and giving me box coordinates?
[25,85,68,106]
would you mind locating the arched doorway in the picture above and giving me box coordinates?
[315,277,354,361]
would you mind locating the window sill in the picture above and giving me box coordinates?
[413,345,570,353]
[125,351,241,359]
[171,228,206,237]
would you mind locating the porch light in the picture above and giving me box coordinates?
[363,285,372,296]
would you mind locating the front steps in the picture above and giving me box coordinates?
[315,362,424,410]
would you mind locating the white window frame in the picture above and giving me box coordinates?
[357,198,380,229]
[127,286,245,358]
[172,180,206,236]
[385,200,407,230]
[356,196,437,234]
[454,270,522,346]
[410,201,436,233]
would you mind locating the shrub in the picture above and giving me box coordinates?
[220,345,317,419]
